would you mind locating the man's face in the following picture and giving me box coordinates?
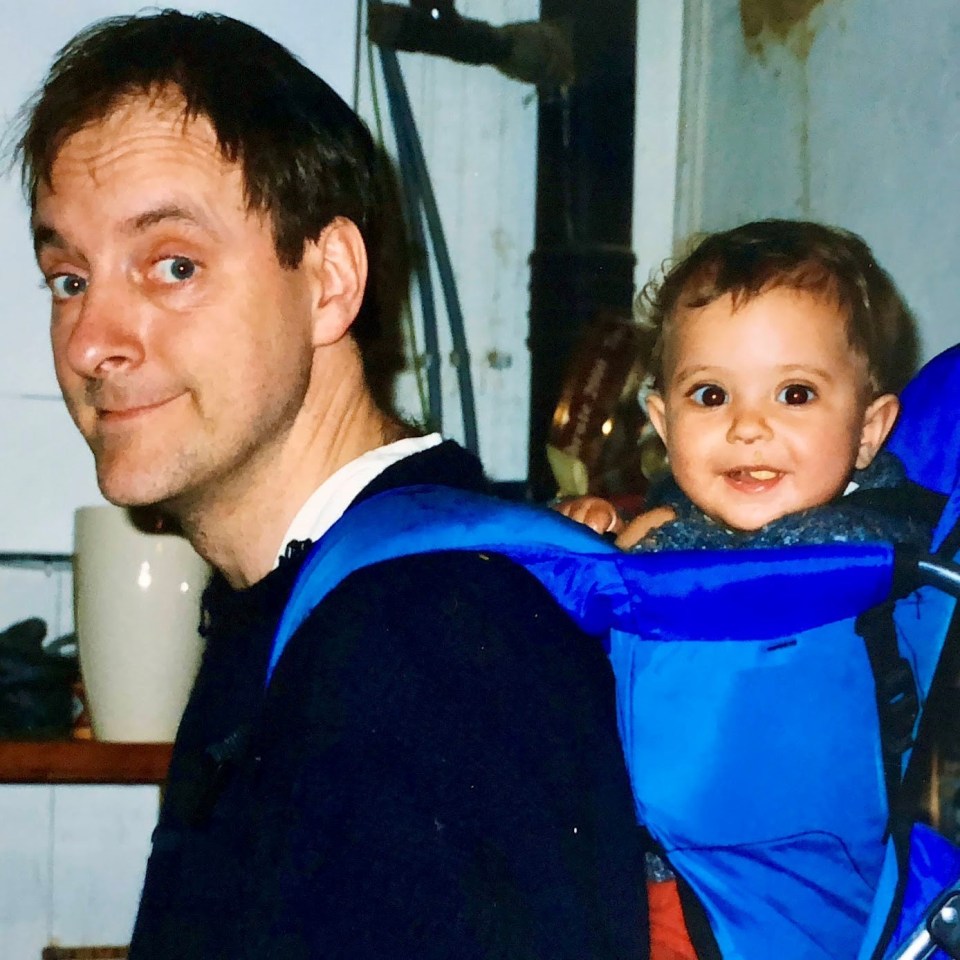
[646,286,896,532]
[33,95,318,513]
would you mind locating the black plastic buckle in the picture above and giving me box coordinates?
[929,891,960,959]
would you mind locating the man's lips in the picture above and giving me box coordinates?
[95,395,180,424]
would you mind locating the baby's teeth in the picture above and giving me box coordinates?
[749,470,777,480]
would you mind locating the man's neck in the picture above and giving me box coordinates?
[170,382,410,589]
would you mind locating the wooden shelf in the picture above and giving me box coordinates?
[0,739,172,784]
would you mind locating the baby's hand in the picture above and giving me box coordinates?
[553,496,624,536]
[615,506,676,549]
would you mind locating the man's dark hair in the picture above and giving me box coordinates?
[14,8,408,386]
[639,218,920,395]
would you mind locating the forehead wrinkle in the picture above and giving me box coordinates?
[47,100,238,201]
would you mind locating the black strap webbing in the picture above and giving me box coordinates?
[855,598,921,960]
[856,599,920,808]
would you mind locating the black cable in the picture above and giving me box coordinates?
[386,83,443,430]
[379,46,479,454]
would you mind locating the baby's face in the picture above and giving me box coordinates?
[645,286,898,532]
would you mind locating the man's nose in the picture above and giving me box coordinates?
[726,402,773,444]
[61,280,146,379]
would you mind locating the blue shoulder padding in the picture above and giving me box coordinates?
[268,483,896,686]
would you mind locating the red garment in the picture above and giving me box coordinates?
[648,879,698,960]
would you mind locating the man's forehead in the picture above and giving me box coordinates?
[33,94,251,247]
[42,89,226,191]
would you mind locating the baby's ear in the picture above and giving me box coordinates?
[856,393,900,469]
[645,391,668,444]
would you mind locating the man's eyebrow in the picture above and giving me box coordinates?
[124,204,209,233]
[33,204,212,259]
[32,223,62,257]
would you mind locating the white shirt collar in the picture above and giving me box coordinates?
[274,433,443,565]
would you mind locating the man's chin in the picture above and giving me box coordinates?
[96,469,174,512]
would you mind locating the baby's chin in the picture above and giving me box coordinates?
[707,506,794,533]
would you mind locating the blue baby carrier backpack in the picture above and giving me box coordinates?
[268,343,960,960]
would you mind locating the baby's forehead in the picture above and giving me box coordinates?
[657,286,867,377]
[665,286,850,340]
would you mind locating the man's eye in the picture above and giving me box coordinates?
[48,274,87,301]
[690,384,727,407]
[778,384,816,405]
[150,256,197,284]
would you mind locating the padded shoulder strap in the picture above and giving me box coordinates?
[267,484,614,685]
[266,484,900,687]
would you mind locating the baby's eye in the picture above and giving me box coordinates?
[778,384,816,405]
[149,256,197,284]
[690,384,727,407]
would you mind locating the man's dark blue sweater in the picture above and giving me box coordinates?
[129,441,647,959]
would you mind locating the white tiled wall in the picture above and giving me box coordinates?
[676,0,960,363]
[0,786,158,958]
[356,0,540,481]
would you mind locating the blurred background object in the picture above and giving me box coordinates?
[0,617,77,740]
[547,312,662,507]
[368,0,639,502]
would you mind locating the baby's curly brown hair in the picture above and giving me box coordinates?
[638,219,920,396]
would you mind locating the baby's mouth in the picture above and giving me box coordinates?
[724,467,783,489]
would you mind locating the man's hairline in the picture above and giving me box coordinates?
[27,87,317,271]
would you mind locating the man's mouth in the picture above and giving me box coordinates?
[95,395,179,425]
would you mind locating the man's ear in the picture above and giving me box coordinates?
[300,217,368,347]
[856,393,900,469]
[645,391,668,445]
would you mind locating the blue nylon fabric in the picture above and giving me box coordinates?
[932,488,960,554]
[267,343,960,960]
[269,485,895,684]
[268,485,899,960]
[612,616,890,959]
[888,344,960,500]
[857,344,960,959]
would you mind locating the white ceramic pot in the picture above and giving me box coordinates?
[73,505,211,743]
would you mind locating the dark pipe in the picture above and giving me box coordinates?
[527,0,637,501]
[369,2,575,87]
[369,1,511,66]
